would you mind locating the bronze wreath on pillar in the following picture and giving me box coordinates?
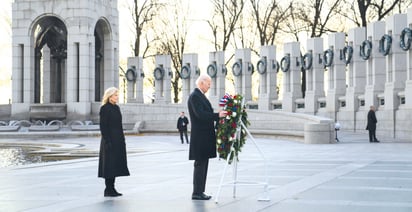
[232,60,242,76]
[126,68,137,82]
[342,46,353,65]
[207,63,217,78]
[360,40,372,60]
[180,65,191,79]
[379,34,392,56]
[280,55,290,72]
[302,52,313,70]
[322,49,334,67]
[153,67,165,80]
[400,28,412,51]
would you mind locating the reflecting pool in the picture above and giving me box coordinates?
[0,147,43,168]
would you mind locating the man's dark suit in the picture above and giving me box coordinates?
[187,88,219,196]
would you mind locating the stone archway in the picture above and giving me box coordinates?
[11,0,119,121]
[33,16,67,104]
[94,18,112,102]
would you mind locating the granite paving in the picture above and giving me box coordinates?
[0,131,411,212]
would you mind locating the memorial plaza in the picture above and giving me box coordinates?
[1,1,412,211]
[0,131,411,212]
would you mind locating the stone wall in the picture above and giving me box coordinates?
[91,103,335,144]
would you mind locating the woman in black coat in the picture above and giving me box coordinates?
[98,87,130,197]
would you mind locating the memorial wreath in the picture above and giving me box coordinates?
[216,94,250,164]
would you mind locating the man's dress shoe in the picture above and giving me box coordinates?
[192,193,212,200]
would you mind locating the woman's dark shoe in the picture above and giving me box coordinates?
[113,189,122,196]
[104,188,122,197]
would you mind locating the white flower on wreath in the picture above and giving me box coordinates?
[226,115,231,120]
[217,139,221,144]
[232,112,237,117]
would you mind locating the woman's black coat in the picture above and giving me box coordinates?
[187,88,219,160]
[98,103,130,178]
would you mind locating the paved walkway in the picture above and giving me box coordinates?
[0,131,411,212]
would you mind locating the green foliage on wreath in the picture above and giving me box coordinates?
[216,94,250,164]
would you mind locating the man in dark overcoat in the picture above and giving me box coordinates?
[366,105,379,143]
[187,74,227,200]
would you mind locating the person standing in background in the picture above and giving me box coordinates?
[98,87,130,197]
[366,105,380,143]
[177,111,190,144]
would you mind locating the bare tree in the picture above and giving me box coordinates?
[357,0,410,27]
[128,0,164,58]
[156,2,189,103]
[338,0,412,27]
[207,0,246,51]
[283,4,305,41]
[293,0,344,38]
[250,0,292,46]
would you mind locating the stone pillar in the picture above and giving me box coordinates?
[208,51,225,109]
[343,27,367,131]
[365,21,386,109]
[181,53,199,105]
[384,14,407,111]
[282,42,301,112]
[326,32,346,120]
[397,8,412,140]
[154,55,172,104]
[232,49,253,104]
[43,47,51,104]
[11,0,35,119]
[257,45,277,111]
[11,42,24,105]
[305,38,324,114]
[406,8,412,108]
[126,57,144,103]
[66,36,94,121]
[383,14,407,138]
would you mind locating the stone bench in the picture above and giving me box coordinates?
[71,125,100,131]
[28,125,60,131]
[0,126,21,132]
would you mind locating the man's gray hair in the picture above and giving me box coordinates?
[196,73,211,87]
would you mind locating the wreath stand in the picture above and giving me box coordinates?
[214,118,270,203]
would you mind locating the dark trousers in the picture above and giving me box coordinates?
[179,130,189,143]
[368,129,377,142]
[193,159,209,195]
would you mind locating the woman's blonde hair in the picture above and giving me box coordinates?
[101,87,118,105]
